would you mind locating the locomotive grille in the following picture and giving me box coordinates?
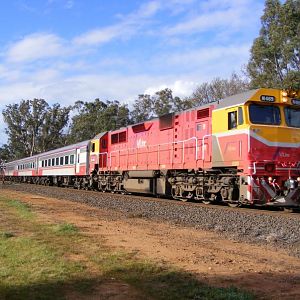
[197,108,209,119]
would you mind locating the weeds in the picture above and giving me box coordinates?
[53,223,78,235]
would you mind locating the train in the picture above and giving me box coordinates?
[3,88,300,208]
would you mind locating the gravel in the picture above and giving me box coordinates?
[2,183,300,257]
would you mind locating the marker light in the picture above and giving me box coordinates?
[281,90,289,103]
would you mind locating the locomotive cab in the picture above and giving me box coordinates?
[212,88,300,206]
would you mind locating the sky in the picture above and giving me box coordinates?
[0,0,265,144]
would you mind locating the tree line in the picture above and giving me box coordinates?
[0,0,299,161]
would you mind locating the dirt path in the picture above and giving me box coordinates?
[4,190,300,299]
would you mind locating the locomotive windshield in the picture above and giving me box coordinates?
[284,107,300,128]
[249,104,281,125]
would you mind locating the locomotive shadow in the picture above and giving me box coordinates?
[1,267,299,299]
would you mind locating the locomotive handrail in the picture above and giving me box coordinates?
[253,162,257,174]
[201,134,211,161]
[104,136,199,169]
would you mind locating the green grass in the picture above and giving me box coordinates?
[0,194,254,300]
[7,199,33,219]
[53,223,79,235]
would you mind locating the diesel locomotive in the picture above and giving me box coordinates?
[4,88,300,208]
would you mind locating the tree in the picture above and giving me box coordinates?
[2,99,70,159]
[131,94,154,123]
[191,73,250,106]
[0,144,13,162]
[131,88,191,123]
[67,99,130,143]
[247,0,300,89]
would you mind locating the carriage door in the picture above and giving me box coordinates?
[76,148,80,174]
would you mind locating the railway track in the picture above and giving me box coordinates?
[4,181,300,217]
[1,182,300,258]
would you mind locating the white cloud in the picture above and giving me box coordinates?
[74,1,161,46]
[6,33,66,63]
[65,0,74,9]
[144,80,197,98]
[164,0,262,36]
[73,24,131,46]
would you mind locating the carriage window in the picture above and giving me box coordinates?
[228,111,237,130]
[45,160,48,167]
[48,159,51,166]
[91,143,95,152]
[56,157,59,166]
[42,161,44,168]
[70,155,75,164]
[249,104,280,125]
[60,157,64,165]
[65,156,69,165]
[285,107,300,128]
[52,158,55,166]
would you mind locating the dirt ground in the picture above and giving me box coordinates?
[2,189,300,299]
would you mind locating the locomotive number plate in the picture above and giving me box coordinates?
[292,98,300,106]
[260,95,275,102]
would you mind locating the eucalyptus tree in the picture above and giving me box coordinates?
[2,99,70,158]
[247,0,300,89]
[67,98,130,143]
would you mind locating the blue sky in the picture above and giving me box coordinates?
[0,0,265,143]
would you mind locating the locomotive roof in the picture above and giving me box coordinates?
[93,132,107,139]
[214,89,259,109]
[125,89,260,128]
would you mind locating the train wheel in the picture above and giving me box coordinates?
[227,201,241,208]
[202,200,211,205]
[283,208,298,213]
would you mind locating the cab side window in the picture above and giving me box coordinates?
[228,111,237,130]
[238,107,244,125]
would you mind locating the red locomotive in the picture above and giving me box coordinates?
[4,88,300,208]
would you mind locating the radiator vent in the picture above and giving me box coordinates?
[197,108,209,119]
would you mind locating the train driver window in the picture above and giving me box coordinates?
[228,111,237,130]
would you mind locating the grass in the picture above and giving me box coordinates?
[53,223,79,235]
[0,195,254,300]
[93,252,254,300]
[7,199,33,219]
